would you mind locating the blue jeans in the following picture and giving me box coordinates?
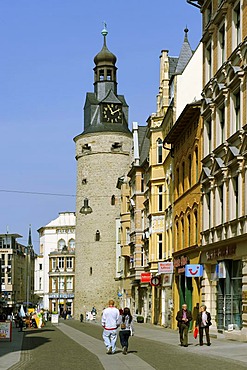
[119,330,131,349]
[102,329,117,353]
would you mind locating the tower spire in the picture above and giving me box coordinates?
[28,224,33,247]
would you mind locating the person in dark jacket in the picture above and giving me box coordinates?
[176,303,192,347]
[196,305,211,346]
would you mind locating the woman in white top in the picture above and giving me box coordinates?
[118,307,134,355]
[196,305,212,346]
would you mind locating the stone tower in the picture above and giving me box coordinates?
[74,26,132,317]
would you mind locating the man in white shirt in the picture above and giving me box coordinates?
[101,300,119,354]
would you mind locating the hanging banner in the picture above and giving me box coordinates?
[185,264,203,277]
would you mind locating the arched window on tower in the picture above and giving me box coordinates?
[107,69,112,81]
[99,69,104,81]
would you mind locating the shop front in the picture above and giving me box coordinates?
[173,249,201,329]
[200,243,244,336]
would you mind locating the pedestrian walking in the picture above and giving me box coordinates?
[118,307,134,355]
[101,300,119,354]
[80,313,84,322]
[196,305,212,346]
[176,303,192,347]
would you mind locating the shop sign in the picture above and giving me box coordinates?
[158,262,173,274]
[206,245,236,261]
[162,274,173,287]
[174,256,189,273]
[185,264,203,277]
[141,272,151,283]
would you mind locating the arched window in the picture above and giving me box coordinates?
[58,239,66,251]
[187,214,191,247]
[157,138,163,164]
[68,239,75,250]
[195,147,199,182]
[194,210,198,245]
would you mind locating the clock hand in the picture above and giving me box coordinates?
[107,104,114,114]
[111,108,120,115]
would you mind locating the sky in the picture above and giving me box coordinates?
[0,0,202,253]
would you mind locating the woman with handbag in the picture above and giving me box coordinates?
[118,307,134,354]
[196,305,212,346]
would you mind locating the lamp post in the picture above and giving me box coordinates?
[55,267,60,317]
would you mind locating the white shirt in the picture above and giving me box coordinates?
[202,311,207,326]
[101,306,119,330]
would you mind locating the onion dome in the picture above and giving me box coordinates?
[94,24,117,66]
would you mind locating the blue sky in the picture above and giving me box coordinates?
[0,0,201,252]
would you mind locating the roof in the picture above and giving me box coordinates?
[175,28,193,74]
[164,101,201,144]
[138,125,150,166]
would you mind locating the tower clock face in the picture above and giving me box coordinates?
[102,104,122,123]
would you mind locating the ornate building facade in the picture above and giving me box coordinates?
[190,0,247,339]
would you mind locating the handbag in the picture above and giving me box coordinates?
[121,323,126,329]
[193,326,198,339]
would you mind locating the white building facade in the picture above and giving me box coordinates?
[34,212,76,312]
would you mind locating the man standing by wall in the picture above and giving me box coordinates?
[101,300,119,354]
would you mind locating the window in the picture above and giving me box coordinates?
[219,184,224,224]
[182,162,185,192]
[51,258,56,270]
[66,276,73,290]
[233,2,241,49]
[99,69,104,81]
[59,276,65,291]
[219,24,225,65]
[52,277,56,290]
[58,257,64,269]
[195,148,199,182]
[158,185,163,212]
[233,177,239,218]
[205,118,212,154]
[69,239,75,250]
[176,168,180,197]
[39,264,42,270]
[157,234,163,260]
[107,69,112,81]
[66,257,73,269]
[58,239,66,251]
[39,277,42,290]
[188,155,192,187]
[187,214,191,246]
[141,173,144,193]
[194,210,198,245]
[206,41,212,81]
[157,138,163,164]
[206,192,211,229]
[219,104,225,143]
[176,221,179,250]
[181,219,184,249]
[126,228,130,244]
[234,90,240,131]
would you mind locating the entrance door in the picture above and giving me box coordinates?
[217,260,242,330]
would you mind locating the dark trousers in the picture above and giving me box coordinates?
[179,323,189,345]
[199,326,210,345]
[119,330,131,349]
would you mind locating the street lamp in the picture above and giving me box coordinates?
[80,198,93,214]
[55,267,60,317]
